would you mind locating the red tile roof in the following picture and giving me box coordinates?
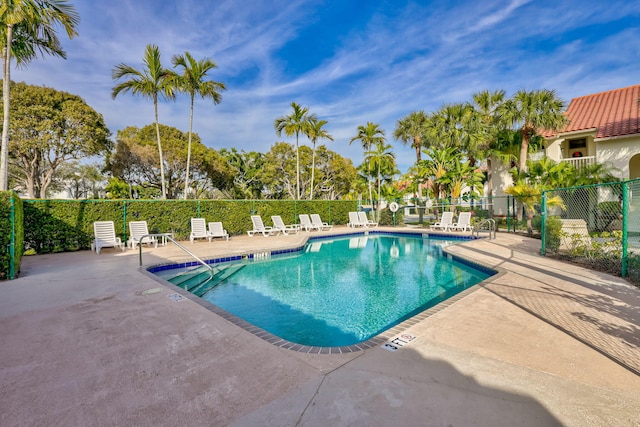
[543,84,640,139]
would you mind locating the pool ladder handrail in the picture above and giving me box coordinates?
[474,219,496,240]
[137,234,213,271]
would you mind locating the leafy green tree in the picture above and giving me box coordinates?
[261,141,298,199]
[104,177,130,199]
[261,142,355,200]
[274,102,316,200]
[171,51,225,199]
[58,161,106,199]
[503,89,568,174]
[306,118,333,199]
[1,0,79,191]
[2,82,111,198]
[112,44,175,199]
[107,124,233,199]
[350,122,385,210]
[219,148,265,199]
[312,145,357,200]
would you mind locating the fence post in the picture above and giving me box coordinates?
[123,200,128,242]
[622,181,629,277]
[540,191,547,255]
[9,191,16,279]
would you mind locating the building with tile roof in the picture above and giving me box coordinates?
[542,84,640,179]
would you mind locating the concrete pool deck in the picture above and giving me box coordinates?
[1,227,638,426]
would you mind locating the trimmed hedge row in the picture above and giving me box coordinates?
[22,199,360,254]
[0,191,23,280]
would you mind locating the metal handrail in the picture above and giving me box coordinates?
[138,234,213,270]
[474,219,496,239]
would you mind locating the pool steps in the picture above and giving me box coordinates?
[167,264,245,297]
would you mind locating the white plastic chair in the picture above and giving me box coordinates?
[310,214,333,231]
[299,214,320,231]
[430,212,455,231]
[358,211,378,228]
[92,221,125,254]
[348,211,366,228]
[190,218,211,243]
[128,220,158,249]
[208,222,229,240]
[271,215,299,235]
[451,212,473,232]
[247,215,278,236]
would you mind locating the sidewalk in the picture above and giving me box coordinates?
[1,228,638,426]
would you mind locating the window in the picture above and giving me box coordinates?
[569,138,586,149]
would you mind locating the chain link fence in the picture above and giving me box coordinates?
[542,179,640,284]
[393,195,536,233]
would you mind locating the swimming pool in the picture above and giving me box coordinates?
[153,233,493,347]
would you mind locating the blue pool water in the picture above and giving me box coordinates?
[158,234,493,347]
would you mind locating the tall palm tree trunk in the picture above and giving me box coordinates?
[153,97,167,199]
[184,96,194,199]
[368,142,374,219]
[0,25,13,191]
[310,142,316,199]
[295,133,300,200]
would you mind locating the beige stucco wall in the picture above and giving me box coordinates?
[596,135,640,180]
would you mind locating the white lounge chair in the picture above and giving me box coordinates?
[190,218,211,243]
[348,211,366,228]
[358,211,378,228]
[208,221,229,241]
[451,212,473,232]
[92,221,125,254]
[128,220,158,249]
[248,215,278,236]
[299,214,320,231]
[430,212,454,231]
[310,214,333,231]
[271,215,299,235]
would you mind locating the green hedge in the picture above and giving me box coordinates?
[23,199,359,254]
[0,191,23,280]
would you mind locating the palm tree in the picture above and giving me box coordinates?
[350,122,386,215]
[504,89,568,174]
[171,51,225,199]
[365,141,397,221]
[274,102,316,200]
[112,44,175,199]
[306,118,333,199]
[505,180,565,236]
[393,110,429,163]
[1,0,79,191]
[432,103,473,150]
[469,89,508,213]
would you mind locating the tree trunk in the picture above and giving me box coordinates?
[0,25,13,191]
[518,127,531,174]
[310,141,316,199]
[154,98,166,199]
[295,132,300,200]
[184,95,194,199]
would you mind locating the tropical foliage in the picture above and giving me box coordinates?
[112,44,176,199]
[171,51,225,199]
[1,0,79,191]
[1,82,111,198]
[274,102,317,200]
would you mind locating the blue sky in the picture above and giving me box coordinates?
[12,0,640,173]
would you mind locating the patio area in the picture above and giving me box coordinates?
[0,228,638,426]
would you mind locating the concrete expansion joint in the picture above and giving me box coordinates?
[295,376,327,426]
